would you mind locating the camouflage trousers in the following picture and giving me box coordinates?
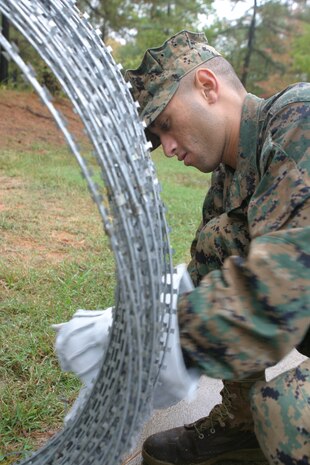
[250,357,310,464]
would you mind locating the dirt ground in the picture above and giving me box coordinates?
[0,90,90,462]
[0,89,88,151]
[0,89,96,271]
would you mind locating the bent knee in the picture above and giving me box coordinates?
[250,359,310,465]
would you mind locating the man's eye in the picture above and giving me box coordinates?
[160,120,170,131]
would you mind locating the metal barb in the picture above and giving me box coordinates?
[0,1,174,464]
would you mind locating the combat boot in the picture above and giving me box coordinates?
[142,378,268,465]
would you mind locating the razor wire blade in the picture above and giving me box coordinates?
[0,0,175,463]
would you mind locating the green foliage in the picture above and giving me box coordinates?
[105,0,216,70]
[293,22,310,81]
[3,23,61,93]
[211,0,310,95]
[76,0,139,40]
[212,1,287,94]
[4,1,310,95]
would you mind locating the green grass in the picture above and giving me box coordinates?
[0,143,210,461]
[152,150,209,262]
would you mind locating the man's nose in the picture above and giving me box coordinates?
[161,135,178,158]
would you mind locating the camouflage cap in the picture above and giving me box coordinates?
[125,30,221,150]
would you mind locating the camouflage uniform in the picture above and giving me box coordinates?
[126,31,310,465]
[177,84,310,462]
[179,84,310,378]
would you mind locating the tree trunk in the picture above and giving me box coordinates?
[0,14,10,83]
[241,0,257,87]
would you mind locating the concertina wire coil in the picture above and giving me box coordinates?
[0,0,175,464]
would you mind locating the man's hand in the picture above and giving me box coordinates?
[154,264,199,409]
[53,308,113,385]
[53,264,199,421]
[52,307,113,422]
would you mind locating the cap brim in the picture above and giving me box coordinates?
[145,127,161,151]
[141,81,179,152]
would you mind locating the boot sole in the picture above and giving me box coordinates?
[142,448,268,465]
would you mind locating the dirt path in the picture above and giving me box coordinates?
[0,89,88,151]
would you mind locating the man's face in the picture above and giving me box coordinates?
[149,83,229,173]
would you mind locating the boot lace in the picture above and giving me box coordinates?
[188,386,237,439]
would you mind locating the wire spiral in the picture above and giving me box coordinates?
[0,1,173,463]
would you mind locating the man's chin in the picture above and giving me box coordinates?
[184,154,216,173]
[194,163,213,174]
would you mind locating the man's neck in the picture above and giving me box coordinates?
[222,91,247,170]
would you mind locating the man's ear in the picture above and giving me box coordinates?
[194,68,219,103]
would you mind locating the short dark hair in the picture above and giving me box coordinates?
[181,56,245,93]
[206,56,244,92]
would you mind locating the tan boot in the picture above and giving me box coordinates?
[142,377,268,465]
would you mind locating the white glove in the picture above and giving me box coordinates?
[52,307,113,422]
[153,263,200,409]
[53,264,199,420]
[53,307,113,385]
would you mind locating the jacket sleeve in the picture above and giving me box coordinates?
[178,101,310,380]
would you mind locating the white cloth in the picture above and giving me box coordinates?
[53,307,113,386]
[53,264,199,421]
[52,307,113,422]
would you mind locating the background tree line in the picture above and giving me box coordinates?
[0,0,309,96]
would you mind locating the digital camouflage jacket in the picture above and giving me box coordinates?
[179,82,310,380]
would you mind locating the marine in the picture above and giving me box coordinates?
[55,30,310,465]
[125,30,310,465]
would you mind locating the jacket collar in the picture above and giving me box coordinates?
[224,93,264,211]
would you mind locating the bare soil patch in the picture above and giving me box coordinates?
[0,89,88,151]
[0,91,95,265]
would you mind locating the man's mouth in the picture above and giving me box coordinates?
[178,152,187,162]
